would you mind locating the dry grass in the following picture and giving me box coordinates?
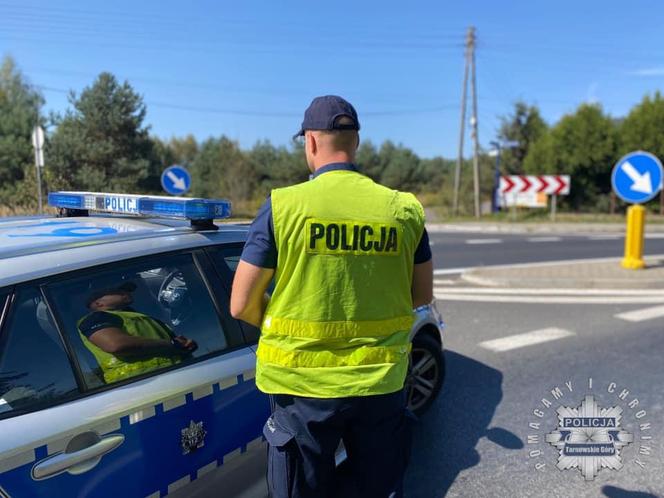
[0,205,41,217]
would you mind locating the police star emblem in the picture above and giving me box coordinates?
[181,420,207,455]
[545,395,634,480]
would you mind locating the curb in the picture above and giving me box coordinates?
[460,255,664,290]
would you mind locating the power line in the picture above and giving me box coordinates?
[0,3,466,38]
[34,85,460,118]
[0,34,463,60]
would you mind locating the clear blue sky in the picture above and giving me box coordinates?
[2,0,663,158]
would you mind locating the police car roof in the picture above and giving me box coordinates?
[0,214,249,287]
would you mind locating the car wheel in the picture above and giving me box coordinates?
[406,333,445,416]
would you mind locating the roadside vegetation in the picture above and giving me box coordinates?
[1,55,663,219]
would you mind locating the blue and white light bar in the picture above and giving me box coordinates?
[48,191,232,221]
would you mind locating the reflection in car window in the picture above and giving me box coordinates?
[48,253,230,387]
[208,246,263,344]
[0,287,78,417]
[223,254,241,272]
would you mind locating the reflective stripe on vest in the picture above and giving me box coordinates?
[257,341,411,368]
[261,314,414,339]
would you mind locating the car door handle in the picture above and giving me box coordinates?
[32,434,124,480]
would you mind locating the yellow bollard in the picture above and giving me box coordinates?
[621,205,646,269]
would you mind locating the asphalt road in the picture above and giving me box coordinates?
[428,231,664,270]
[404,230,664,497]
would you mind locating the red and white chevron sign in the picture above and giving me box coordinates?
[499,175,571,196]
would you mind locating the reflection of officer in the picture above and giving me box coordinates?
[78,282,197,383]
[231,96,433,497]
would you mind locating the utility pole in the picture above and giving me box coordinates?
[469,27,481,218]
[452,27,472,216]
[453,27,480,217]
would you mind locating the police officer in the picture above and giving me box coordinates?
[79,282,198,383]
[230,95,433,497]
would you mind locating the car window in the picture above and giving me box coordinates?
[0,288,10,326]
[207,245,262,344]
[224,253,241,272]
[207,244,242,277]
[0,287,78,418]
[46,252,234,388]
[208,244,275,295]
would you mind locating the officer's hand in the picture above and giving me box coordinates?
[172,335,198,353]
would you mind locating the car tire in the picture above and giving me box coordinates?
[406,333,445,416]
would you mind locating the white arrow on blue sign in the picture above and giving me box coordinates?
[611,151,663,204]
[161,165,191,195]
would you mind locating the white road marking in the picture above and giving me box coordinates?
[479,328,575,352]
[527,236,562,242]
[434,293,664,304]
[465,238,502,245]
[433,279,457,285]
[615,305,664,322]
[434,268,468,275]
[587,235,622,240]
[646,233,664,239]
[436,287,664,296]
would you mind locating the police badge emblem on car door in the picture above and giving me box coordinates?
[181,420,207,455]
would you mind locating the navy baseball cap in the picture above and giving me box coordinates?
[86,281,137,307]
[294,95,360,139]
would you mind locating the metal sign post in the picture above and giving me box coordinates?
[611,151,664,270]
[31,126,45,214]
[550,194,557,222]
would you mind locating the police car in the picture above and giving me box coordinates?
[0,192,445,498]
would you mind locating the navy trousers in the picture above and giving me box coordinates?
[263,389,413,498]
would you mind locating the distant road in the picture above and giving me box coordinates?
[428,231,664,270]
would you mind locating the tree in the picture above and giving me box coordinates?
[497,101,547,174]
[47,72,154,192]
[191,136,257,202]
[248,140,308,196]
[418,157,453,194]
[377,141,421,192]
[620,92,664,159]
[524,103,618,209]
[356,141,382,182]
[164,135,199,167]
[148,135,199,194]
[0,56,44,205]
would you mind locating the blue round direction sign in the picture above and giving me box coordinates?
[611,151,663,204]
[161,165,191,195]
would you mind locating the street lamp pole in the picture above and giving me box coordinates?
[489,140,519,214]
[490,141,502,213]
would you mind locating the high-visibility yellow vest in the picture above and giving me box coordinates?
[78,310,180,383]
[256,169,425,397]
